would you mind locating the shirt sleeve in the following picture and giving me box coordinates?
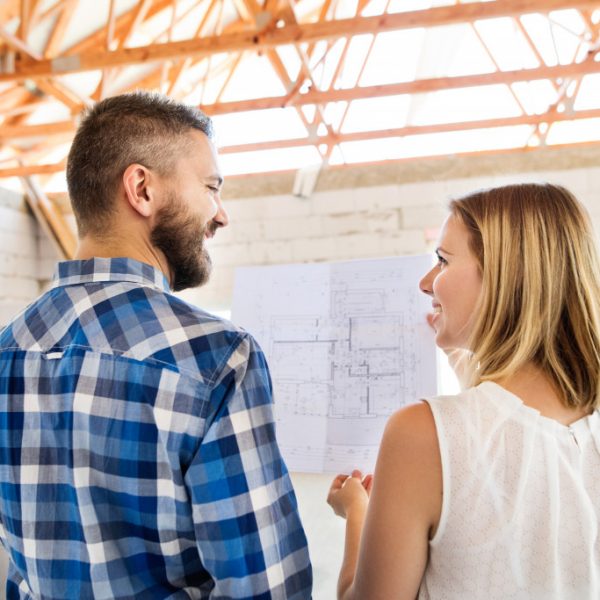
[184,333,313,600]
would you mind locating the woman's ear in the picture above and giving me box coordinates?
[122,163,156,218]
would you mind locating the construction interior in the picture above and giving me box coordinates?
[1,1,600,597]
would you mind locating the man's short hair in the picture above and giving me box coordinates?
[66,91,213,237]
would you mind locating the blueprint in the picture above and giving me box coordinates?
[232,255,437,473]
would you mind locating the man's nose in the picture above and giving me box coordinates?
[214,199,229,229]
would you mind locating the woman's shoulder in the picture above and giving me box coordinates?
[423,382,499,415]
[383,401,440,456]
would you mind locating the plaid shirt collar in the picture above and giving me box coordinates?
[51,257,171,293]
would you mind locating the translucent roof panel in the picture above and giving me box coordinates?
[573,75,600,111]
[215,54,288,102]
[338,34,374,89]
[220,146,323,175]
[473,18,540,70]
[409,85,522,126]
[511,81,557,115]
[212,108,310,146]
[546,118,600,145]
[340,95,410,133]
[433,24,496,77]
[358,29,425,86]
[337,125,534,163]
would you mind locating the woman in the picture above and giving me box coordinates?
[327,183,600,599]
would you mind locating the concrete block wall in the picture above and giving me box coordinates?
[3,165,600,320]
[0,189,41,327]
[180,166,600,311]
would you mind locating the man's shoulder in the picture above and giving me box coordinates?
[117,285,255,383]
[2,281,260,386]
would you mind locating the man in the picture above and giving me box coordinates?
[0,92,312,599]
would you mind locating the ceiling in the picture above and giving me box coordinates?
[1,0,600,194]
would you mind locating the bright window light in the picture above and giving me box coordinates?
[410,85,522,125]
[341,95,410,133]
[220,146,323,175]
[573,74,600,111]
[213,108,309,146]
[546,118,600,145]
[358,29,425,87]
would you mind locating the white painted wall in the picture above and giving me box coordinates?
[0,189,41,328]
[1,166,600,599]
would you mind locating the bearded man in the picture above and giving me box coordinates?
[0,92,312,599]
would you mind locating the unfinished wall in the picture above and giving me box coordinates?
[180,165,600,311]
[0,188,40,327]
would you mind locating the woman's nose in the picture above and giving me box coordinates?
[419,267,436,296]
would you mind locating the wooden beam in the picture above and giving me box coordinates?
[120,0,153,48]
[202,58,600,114]
[44,0,77,58]
[0,97,50,119]
[0,0,20,22]
[0,162,66,177]
[3,0,599,81]
[0,85,32,112]
[18,0,31,41]
[216,107,600,153]
[9,140,600,185]
[63,0,174,56]
[4,107,600,177]
[20,175,76,260]
[166,0,220,96]
[34,78,92,111]
[0,120,76,142]
[0,23,42,60]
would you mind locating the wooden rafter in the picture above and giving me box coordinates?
[20,175,76,259]
[5,106,600,174]
[2,0,598,83]
[200,58,600,114]
[1,45,600,142]
[0,22,42,60]
[2,0,600,184]
[7,138,600,182]
[44,0,78,58]
[216,107,600,153]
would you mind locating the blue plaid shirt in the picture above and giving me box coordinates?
[0,257,312,599]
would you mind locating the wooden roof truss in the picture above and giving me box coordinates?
[0,0,600,185]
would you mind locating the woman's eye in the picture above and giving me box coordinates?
[436,254,447,267]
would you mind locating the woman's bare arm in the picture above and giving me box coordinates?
[328,402,443,600]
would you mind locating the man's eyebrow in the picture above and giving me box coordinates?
[206,174,224,186]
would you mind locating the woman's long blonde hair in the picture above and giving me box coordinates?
[451,183,600,411]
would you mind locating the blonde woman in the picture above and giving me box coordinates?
[327,183,600,600]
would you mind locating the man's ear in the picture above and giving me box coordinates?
[122,163,158,219]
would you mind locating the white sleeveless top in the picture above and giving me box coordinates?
[419,382,600,600]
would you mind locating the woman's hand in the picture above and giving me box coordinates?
[327,469,373,519]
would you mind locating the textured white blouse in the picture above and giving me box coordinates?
[419,382,600,600]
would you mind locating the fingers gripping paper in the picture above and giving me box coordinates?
[232,256,437,473]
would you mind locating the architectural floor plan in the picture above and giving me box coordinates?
[232,256,437,473]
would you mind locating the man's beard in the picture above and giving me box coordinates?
[150,193,213,292]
